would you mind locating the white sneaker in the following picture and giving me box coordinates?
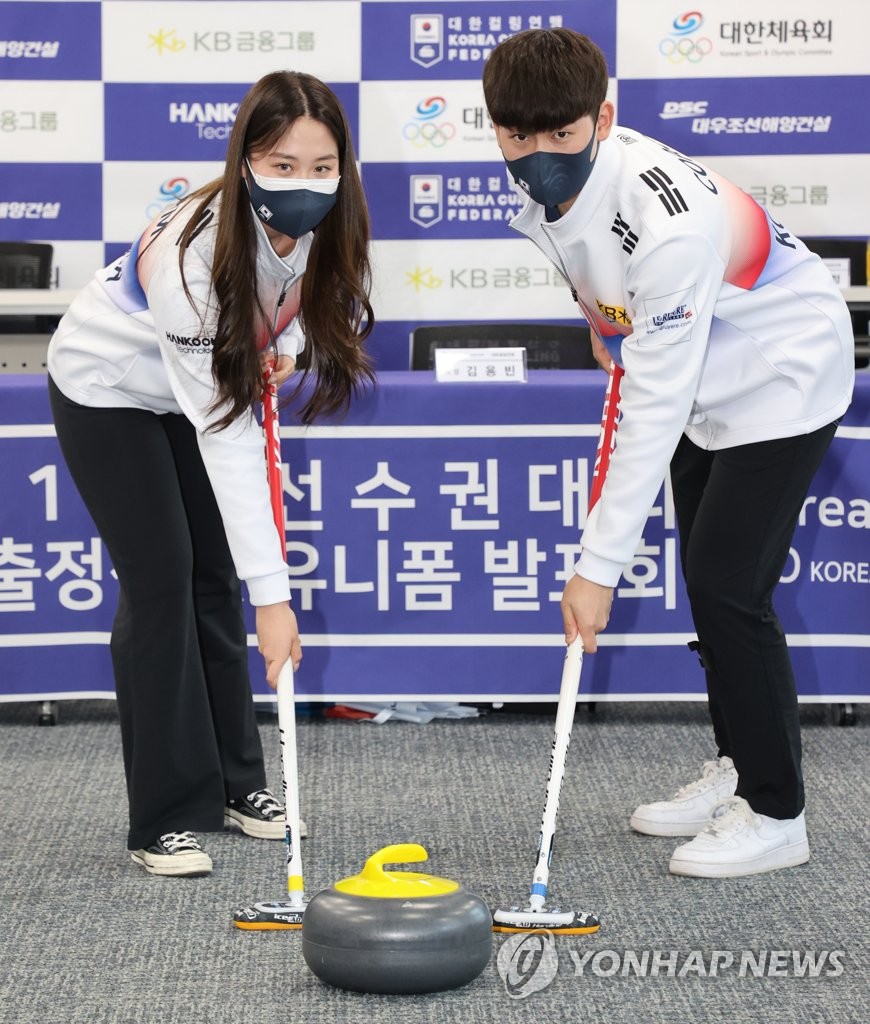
[630,756,737,836]
[669,797,810,878]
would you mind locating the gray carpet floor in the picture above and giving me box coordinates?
[0,698,866,1024]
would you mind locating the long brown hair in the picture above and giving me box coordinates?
[174,71,374,428]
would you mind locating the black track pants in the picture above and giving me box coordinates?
[49,377,267,849]
[670,421,839,820]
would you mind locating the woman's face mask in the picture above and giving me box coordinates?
[244,160,340,239]
[504,130,599,208]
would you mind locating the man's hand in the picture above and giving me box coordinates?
[256,602,302,689]
[590,332,612,372]
[561,574,613,653]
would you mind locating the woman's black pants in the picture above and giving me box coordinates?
[49,377,267,850]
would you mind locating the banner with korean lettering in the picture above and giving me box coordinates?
[1,375,868,703]
[2,0,864,349]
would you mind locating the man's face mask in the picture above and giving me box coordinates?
[245,160,340,239]
[504,129,598,207]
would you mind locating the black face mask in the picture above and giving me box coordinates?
[245,162,340,238]
[504,131,599,207]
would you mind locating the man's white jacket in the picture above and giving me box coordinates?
[510,126,855,588]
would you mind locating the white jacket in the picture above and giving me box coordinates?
[48,196,312,605]
[510,127,855,588]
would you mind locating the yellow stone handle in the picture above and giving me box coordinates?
[360,844,429,883]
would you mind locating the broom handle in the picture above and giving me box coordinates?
[589,362,624,512]
[529,360,624,909]
[262,381,305,908]
[529,638,583,910]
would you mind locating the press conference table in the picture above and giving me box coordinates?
[1,368,868,706]
[4,286,870,314]
[0,289,79,316]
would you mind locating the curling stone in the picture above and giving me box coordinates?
[301,844,492,994]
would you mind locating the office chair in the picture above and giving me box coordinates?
[0,241,53,288]
[0,241,55,334]
[409,322,599,370]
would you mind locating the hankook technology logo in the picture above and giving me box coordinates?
[660,11,713,63]
[169,100,238,141]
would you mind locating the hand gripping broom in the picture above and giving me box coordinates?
[492,362,624,935]
[233,378,307,930]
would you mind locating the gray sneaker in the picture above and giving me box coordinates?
[630,756,738,836]
[131,831,213,876]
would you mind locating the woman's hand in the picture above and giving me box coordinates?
[561,574,613,653]
[256,601,302,689]
[261,354,296,389]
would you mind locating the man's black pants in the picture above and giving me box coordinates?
[670,420,839,820]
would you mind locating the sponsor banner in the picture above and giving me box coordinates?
[617,0,861,79]
[104,81,359,161]
[1,380,867,700]
[360,0,615,80]
[359,80,493,163]
[101,160,223,242]
[0,1,101,80]
[359,78,617,165]
[0,81,103,163]
[0,163,102,241]
[702,153,870,238]
[618,76,867,157]
[370,238,580,321]
[101,0,361,83]
[364,162,526,239]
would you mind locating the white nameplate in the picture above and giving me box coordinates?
[434,346,528,383]
[821,257,851,290]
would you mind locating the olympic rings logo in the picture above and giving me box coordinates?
[659,34,713,62]
[403,95,455,148]
[402,120,457,147]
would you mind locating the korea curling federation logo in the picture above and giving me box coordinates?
[411,13,443,67]
[410,174,442,227]
[660,11,713,63]
[496,931,559,999]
